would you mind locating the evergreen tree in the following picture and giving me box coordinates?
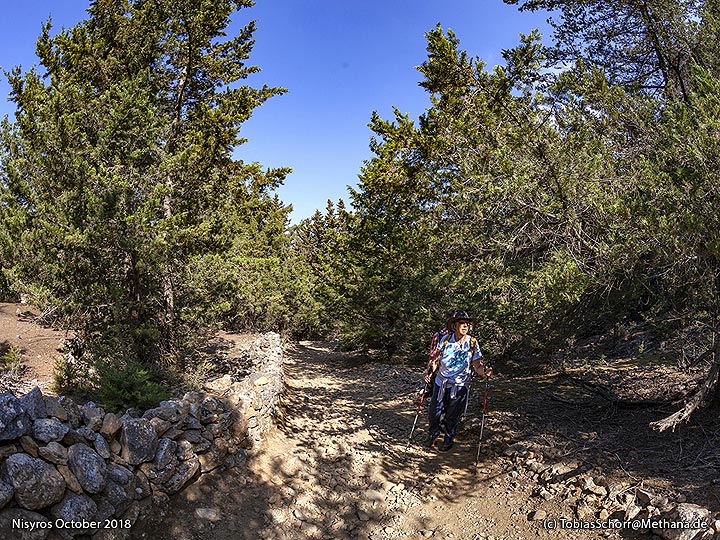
[0,0,288,365]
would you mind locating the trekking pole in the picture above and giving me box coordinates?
[406,368,432,451]
[475,374,490,464]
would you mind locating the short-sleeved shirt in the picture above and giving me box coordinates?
[435,334,483,387]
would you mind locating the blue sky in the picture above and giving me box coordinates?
[0,1,550,224]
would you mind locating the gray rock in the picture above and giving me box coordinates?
[76,426,97,441]
[62,429,86,446]
[44,396,68,422]
[108,464,135,486]
[102,480,133,516]
[652,503,711,540]
[148,417,172,437]
[50,492,98,537]
[0,480,13,509]
[160,457,199,494]
[58,396,81,428]
[93,436,111,459]
[154,438,178,469]
[38,442,69,465]
[198,439,228,473]
[32,418,70,443]
[0,508,53,540]
[19,387,47,420]
[0,393,31,441]
[1,453,66,510]
[81,403,105,429]
[68,444,107,494]
[120,419,158,465]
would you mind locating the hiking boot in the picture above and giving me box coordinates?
[425,432,439,448]
[440,439,454,452]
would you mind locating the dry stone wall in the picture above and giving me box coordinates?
[0,332,283,540]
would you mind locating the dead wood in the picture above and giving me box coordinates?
[650,341,720,432]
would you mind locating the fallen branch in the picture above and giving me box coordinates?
[650,342,720,432]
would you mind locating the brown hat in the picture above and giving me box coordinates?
[449,310,476,325]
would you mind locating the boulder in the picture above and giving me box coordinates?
[159,457,199,494]
[68,443,107,494]
[32,418,70,443]
[0,479,13,509]
[44,396,68,422]
[99,413,122,440]
[102,479,134,516]
[120,419,158,465]
[50,492,98,537]
[94,436,111,459]
[652,503,711,540]
[38,442,69,465]
[0,508,52,540]
[0,393,31,441]
[1,453,66,510]
[154,438,178,469]
[19,387,47,420]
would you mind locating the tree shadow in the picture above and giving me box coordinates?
[137,341,717,539]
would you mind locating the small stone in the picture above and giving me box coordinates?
[57,464,83,494]
[100,413,123,439]
[94,436,111,459]
[195,507,222,521]
[0,393,31,441]
[293,508,308,521]
[38,442,68,465]
[530,510,547,521]
[357,509,371,521]
[19,435,40,457]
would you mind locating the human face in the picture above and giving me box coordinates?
[454,320,470,338]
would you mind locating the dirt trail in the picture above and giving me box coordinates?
[140,341,641,540]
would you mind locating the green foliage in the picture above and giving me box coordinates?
[95,360,169,413]
[341,6,720,363]
[0,0,295,369]
[1,344,24,373]
[50,356,93,396]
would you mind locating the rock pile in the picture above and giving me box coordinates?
[0,332,284,540]
[504,442,717,540]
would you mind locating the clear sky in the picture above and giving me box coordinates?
[0,1,550,224]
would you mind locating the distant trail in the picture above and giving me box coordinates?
[138,341,637,540]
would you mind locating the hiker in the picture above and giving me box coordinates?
[424,310,492,451]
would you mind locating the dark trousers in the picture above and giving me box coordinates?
[428,383,468,443]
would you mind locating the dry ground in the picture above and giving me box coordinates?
[1,304,718,539]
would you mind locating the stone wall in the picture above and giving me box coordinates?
[0,332,284,540]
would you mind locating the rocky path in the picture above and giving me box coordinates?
[138,342,662,540]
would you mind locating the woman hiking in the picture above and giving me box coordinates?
[424,310,492,451]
